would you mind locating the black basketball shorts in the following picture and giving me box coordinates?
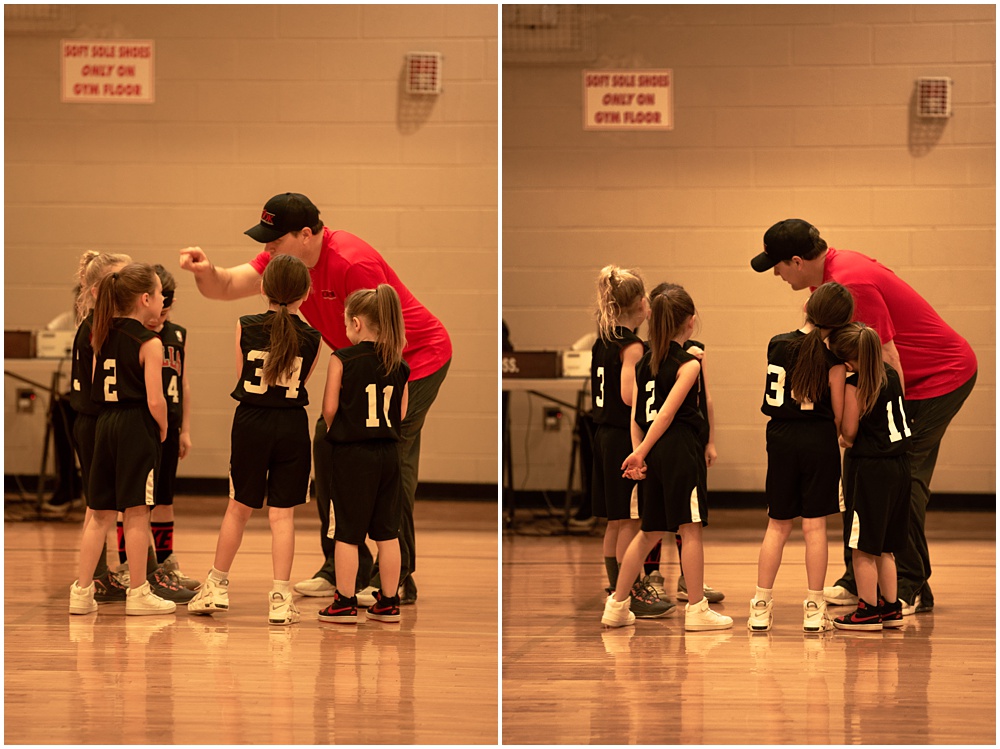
[640,425,708,534]
[844,454,911,556]
[229,404,311,510]
[329,440,402,546]
[592,424,641,521]
[88,406,160,512]
[72,412,98,498]
[764,419,841,520]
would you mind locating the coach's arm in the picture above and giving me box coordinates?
[179,246,261,301]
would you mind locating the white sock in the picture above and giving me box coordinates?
[755,586,773,603]
[806,589,824,605]
[273,579,291,595]
[208,567,228,584]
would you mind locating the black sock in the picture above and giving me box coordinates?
[604,557,619,590]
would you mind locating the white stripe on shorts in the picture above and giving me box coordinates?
[849,511,861,549]
[838,479,846,513]
[145,469,155,506]
[629,485,639,520]
[689,486,701,524]
[326,500,337,539]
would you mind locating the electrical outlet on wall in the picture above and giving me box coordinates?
[16,388,36,414]
[543,406,562,431]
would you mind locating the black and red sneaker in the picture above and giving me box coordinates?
[878,597,904,629]
[318,591,358,624]
[366,590,401,623]
[833,599,882,631]
[93,569,127,603]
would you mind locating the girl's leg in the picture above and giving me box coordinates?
[612,531,662,602]
[78,510,117,586]
[213,499,254,574]
[852,549,879,604]
[756,517,793,590]
[374,539,401,597]
[268,506,296,582]
[334,541,360,597]
[876,552,898,603]
[678,523,704,599]
[122,505,152,590]
[801,516,829,592]
[616,519,640,564]
[602,520,619,559]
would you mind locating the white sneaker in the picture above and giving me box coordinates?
[69,580,98,615]
[268,590,301,626]
[601,594,636,628]
[803,599,833,632]
[293,576,336,597]
[900,594,920,617]
[356,585,378,608]
[685,597,733,631]
[187,575,230,615]
[748,597,773,632]
[125,581,176,616]
[823,585,858,606]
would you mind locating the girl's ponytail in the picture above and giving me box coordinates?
[344,285,407,373]
[76,250,132,323]
[595,265,645,342]
[90,262,156,353]
[647,284,695,376]
[828,322,887,416]
[260,255,312,387]
[788,282,855,405]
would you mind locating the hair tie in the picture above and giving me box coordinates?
[279,302,287,307]
[112,272,119,280]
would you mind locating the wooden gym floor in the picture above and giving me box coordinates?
[503,507,996,745]
[4,495,498,745]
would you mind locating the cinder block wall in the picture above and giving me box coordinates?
[5,4,498,486]
[503,5,995,494]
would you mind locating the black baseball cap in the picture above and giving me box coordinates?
[750,219,816,272]
[245,193,320,243]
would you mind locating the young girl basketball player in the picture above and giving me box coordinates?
[187,255,321,626]
[590,266,671,619]
[69,251,132,606]
[748,282,852,633]
[602,284,731,631]
[828,322,911,631]
[70,262,175,616]
[317,285,410,624]
[145,264,198,590]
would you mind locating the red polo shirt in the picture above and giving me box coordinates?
[819,247,976,400]
[250,228,452,381]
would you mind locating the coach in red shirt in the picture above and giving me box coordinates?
[752,219,977,615]
[181,193,452,606]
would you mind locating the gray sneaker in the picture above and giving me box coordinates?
[161,554,201,590]
[677,575,725,603]
[629,579,675,619]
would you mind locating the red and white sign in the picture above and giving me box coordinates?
[61,40,154,104]
[583,70,673,131]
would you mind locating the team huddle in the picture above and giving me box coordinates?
[67,195,431,628]
[597,219,977,633]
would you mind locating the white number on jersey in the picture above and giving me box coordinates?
[167,374,179,403]
[886,396,912,443]
[765,364,813,410]
[595,366,605,408]
[243,350,303,398]
[644,380,657,423]
[103,359,118,402]
[365,384,395,428]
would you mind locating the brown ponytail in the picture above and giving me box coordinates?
[90,262,157,354]
[345,284,407,373]
[828,322,887,416]
[787,282,854,405]
[647,283,696,376]
[260,255,312,387]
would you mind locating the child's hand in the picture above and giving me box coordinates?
[839,436,853,449]
[179,431,192,459]
[621,453,646,480]
[687,345,705,360]
[705,442,717,467]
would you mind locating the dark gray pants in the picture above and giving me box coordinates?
[834,370,977,607]
[311,359,451,597]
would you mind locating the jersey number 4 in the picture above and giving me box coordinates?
[243,350,304,398]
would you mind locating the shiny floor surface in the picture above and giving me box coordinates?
[503,507,996,745]
[5,496,498,745]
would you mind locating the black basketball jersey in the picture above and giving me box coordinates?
[92,318,159,407]
[231,311,322,408]
[157,320,186,422]
[591,326,643,428]
[848,365,911,458]
[325,342,411,443]
[634,341,709,445]
[761,330,840,422]
[70,313,100,416]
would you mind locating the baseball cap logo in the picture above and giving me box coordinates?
[261,209,276,226]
